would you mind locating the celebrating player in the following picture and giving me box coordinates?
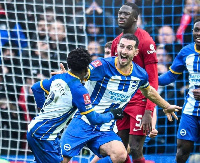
[110,2,158,162]
[158,19,200,163]
[56,34,181,163]
[26,48,124,163]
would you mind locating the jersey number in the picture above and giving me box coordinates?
[133,115,142,131]
[41,92,55,113]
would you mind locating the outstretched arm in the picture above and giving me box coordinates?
[159,70,180,86]
[140,86,182,121]
[84,108,123,125]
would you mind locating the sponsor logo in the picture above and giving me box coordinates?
[147,44,156,54]
[83,94,91,104]
[91,60,102,67]
[64,144,71,151]
[180,129,186,136]
[133,128,141,131]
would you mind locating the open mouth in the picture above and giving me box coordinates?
[195,37,200,43]
[120,55,128,62]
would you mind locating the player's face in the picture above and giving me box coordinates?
[118,5,136,29]
[193,21,200,46]
[117,38,139,67]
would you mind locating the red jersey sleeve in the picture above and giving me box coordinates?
[145,63,158,112]
[111,33,123,56]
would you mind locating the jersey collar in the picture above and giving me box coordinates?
[115,57,133,76]
[194,44,200,53]
[68,71,80,81]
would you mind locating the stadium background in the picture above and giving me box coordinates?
[0,0,200,162]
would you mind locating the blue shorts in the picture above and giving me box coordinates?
[177,113,200,142]
[61,118,122,158]
[27,131,63,163]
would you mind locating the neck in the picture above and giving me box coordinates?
[123,24,137,34]
[116,59,132,75]
[69,70,83,81]
[196,44,200,51]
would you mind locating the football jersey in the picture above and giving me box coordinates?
[28,72,94,140]
[111,28,157,106]
[77,57,150,131]
[169,43,200,116]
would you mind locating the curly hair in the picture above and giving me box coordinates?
[67,48,92,72]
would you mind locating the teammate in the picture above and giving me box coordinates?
[55,34,181,163]
[26,48,124,163]
[111,2,158,162]
[158,19,200,163]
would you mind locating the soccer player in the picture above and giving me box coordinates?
[56,34,181,163]
[159,19,200,163]
[26,48,124,163]
[111,2,158,162]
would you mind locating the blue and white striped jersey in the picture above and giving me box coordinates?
[28,72,94,140]
[169,43,200,116]
[77,57,149,131]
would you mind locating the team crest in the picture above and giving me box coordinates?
[91,60,102,67]
[83,94,91,104]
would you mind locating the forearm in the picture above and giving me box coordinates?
[152,108,157,129]
[159,71,179,86]
[141,86,170,110]
[31,81,46,109]
[86,111,114,125]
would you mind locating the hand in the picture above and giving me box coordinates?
[51,63,67,75]
[163,105,182,121]
[192,88,200,101]
[110,108,124,120]
[141,110,152,135]
[149,128,158,138]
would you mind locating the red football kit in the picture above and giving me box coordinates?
[112,28,158,135]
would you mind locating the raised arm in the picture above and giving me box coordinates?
[139,86,182,121]
[31,79,51,109]
[83,108,123,125]
[159,70,180,86]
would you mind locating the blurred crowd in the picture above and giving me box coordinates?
[0,0,200,156]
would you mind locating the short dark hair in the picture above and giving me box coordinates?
[124,2,140,20]
[67,48,91,72]
[194,18,200,25]
[120,33,139,48]
[105,41,113,49]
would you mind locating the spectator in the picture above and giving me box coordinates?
[104,41,112,58]
[22,41,51,78]
[39,6,56,23]
[176,0,200,45]
[157,25,176,45]
[156,45,173,68]
[30,18,49,48]
[87,41,103,60]
[0,98,26,155]
[0,2,27,58]
[135,0,183,41]
[1,45,23,102]
[49,19,68,70]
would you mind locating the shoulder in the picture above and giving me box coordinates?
[132,62,147,76]
[135,28,154,42]
[178,43,195,57]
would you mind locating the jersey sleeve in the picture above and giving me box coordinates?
[31,79,51,109]
[169,49,185,74]
[111,33,122,56]
[87,59,106,81]
[139,71,150,89]
[141,38,158,65]
[72,85,114,125]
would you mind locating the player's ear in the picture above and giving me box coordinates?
[135,48,139,56]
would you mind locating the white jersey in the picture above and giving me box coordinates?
[170,43,200,116]
[28,72,93,140]
[75,57,149,131]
